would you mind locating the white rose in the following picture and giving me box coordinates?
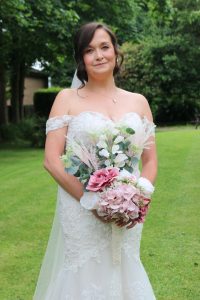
[137,177,155,196]
[109,127,119,135]
[119,169,132,179]
[114,135,124,144]
[104,159,111,166]
[99,149,110,158]
[114,153,128,164]
[80,192,99,210]
[97,140,107,149]
[112,144,120,154]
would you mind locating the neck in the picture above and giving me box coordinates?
[85,76,116,93]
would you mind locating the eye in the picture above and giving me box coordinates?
[102,45,109,50]
[85,48,93,54]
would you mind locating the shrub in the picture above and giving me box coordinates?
[18,116,46,148]
[34,87,63,118]
[117,36,200,124]
[0,116,46,148]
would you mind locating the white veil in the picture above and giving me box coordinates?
[33,71,82,299]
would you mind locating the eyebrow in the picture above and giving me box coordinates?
[87,41,111,48]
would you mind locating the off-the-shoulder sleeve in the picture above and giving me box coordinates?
[143,116,156,138]
[46,115,72,134]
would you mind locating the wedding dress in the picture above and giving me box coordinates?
[33,109,156,300]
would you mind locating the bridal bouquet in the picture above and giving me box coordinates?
[61,123,154,224]
[84,168,153,224]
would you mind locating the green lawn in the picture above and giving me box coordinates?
[0,127,199,300]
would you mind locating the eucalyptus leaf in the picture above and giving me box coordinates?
[66,165,79,175]
[126,128,135,134]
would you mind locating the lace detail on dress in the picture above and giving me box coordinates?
[122,223,143,261]
[46,115,72,134]
[81,284,106,300]
[125,281,147,300]
[58,188,111,273]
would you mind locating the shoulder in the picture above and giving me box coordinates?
[49,88,76,118]
[132,93,153,121]
[119,89,148,103]
[118,89,153,121]
[132,92,150,107]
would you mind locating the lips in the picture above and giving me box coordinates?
[94,62,107,66]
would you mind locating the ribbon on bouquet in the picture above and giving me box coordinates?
[111,223,123,265]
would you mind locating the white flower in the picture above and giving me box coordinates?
[114,153,128,164]
[112,144,120,154]
[114,135,124,144]
[105,159,111,166]
[80,192,99,210]
[106,126,119,136]
[137,177,155,196]
[116,160,126,167]
[99,149,110,158]
[97,140,107,149]
[118,169,132,179]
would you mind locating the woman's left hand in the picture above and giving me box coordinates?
[115,218,137,229]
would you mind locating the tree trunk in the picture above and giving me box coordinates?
[19,61,25,120]
[10,54,20,123]
[0,64,8,125]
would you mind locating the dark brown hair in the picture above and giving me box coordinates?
[73,22,123,86]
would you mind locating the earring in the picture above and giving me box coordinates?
[115,56,119,68]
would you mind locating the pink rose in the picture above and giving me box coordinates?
[86,167,119,192]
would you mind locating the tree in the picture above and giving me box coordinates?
[118,0,200,123]
[0,0,78,124]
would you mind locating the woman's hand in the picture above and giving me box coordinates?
[91,210,113,224]
[115,218,137,229]
[91,210,137,229]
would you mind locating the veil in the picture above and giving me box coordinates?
[33,71,82,299]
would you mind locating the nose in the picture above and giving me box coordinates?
[95,49,103,61]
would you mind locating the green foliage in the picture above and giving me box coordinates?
[1,0,200,124]
[71,0,140,43]
[36,87,63,93]
[18,117,46,148]
[0,123,21,142]
[118,32,200,124]
[0,116,46,148]
[0,0,79,123]
[34,88,62,118]
[0,0,79,65]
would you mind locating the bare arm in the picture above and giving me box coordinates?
[43,89,84,201]
[115,94,157,229]
[140,95,158,184]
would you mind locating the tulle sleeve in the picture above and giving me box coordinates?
[143,116,156,138]
[46,115,72,134]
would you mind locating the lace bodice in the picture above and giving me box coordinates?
[46,111,155,175]
[46,111,155,145]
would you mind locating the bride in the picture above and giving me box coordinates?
[33,22,157,299]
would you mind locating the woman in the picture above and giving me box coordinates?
[34,22,157,299]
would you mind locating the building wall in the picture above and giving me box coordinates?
[23,76,46,105]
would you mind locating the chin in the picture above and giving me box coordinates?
[91,66,115,76]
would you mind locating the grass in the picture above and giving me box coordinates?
[0,127,200,299]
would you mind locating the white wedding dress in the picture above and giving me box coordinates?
[33,110,156,300]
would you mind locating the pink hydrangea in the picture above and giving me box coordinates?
[86,167,119,192]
